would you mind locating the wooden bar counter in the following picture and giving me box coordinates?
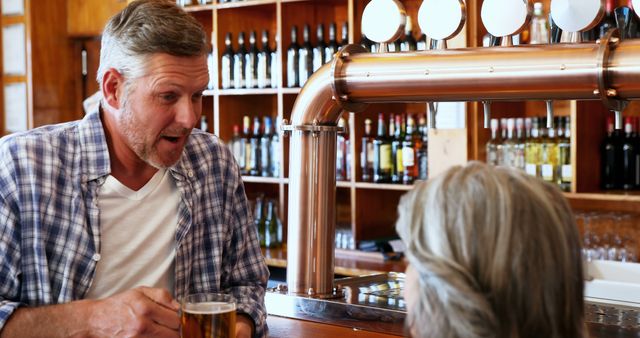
[267,315,402,338]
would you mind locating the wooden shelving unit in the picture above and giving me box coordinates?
[183,0,640,265]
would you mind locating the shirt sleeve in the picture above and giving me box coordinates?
[221,164,270,338]
[0,147,23,331]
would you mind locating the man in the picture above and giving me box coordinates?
[0,1,269,337]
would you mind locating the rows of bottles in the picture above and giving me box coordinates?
[251,195,283,249]
[360,17,428,53]
[601,116,640,191]
[228,115,280,178]
[360,113,429,185]
[486,116,572,192]
[526,0,639,46]
[221,30,278,89]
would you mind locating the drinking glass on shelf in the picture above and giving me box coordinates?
[180,293,237,338]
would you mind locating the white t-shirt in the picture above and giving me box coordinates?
[86,169,180,299]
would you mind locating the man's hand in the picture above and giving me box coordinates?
[0,286,180,338]
[88,286,180,338]
[236,313,255,338]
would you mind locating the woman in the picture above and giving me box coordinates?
[396,162,585,338]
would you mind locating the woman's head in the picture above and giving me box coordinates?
[396,162,584,338]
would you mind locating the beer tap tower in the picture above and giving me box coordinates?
[273,0,640,331]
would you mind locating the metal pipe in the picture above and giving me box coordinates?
[286,39,640,297]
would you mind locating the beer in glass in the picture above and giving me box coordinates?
[181,293,236,338]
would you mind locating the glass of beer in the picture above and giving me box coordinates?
[180,293,236,338]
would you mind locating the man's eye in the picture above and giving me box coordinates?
[192,92,203,101]
[160,93,177,101]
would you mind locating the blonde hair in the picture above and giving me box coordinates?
[396,162,584,338]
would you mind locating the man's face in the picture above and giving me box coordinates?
[117,53,209,169]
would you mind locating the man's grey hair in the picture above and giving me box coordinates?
[396,162,585,338]
[97,0,208,87]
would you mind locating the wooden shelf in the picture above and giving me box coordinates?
[242,176,281,184]
[565,191,640,203]
[281,87,302,95]
[262,247,406,277]
[203,89,215,96]
[216,0,278,9]
[218,88,279,96]
[354,182,414,191]
[182,4,215,12]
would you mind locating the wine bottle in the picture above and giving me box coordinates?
[244,31,259,88]
[298,24,313,86]
[257,30,272,89]
[221,32,234,89]
[287,26,300,88]
[233,32,247,89]
[324,22,339,63]
[312,23,326,72]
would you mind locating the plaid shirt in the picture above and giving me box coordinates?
[0,109,269,337]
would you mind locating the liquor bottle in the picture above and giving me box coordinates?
[391,114,405,183]
[496,118,507,166]
[360,118,374,182]
[599,0,617,38]
[338,22,348,49]
[416,31,427,51]
[336,117,348,181]
[602,117,620,189]
[260,116,272,177]
[373,113,392,183]
[249,116,262,176]
[270,35,278,88]
[529,2,549,44]
[541,117,558,183]
[264,200,279,248]
[298,24,313,86]
[233,32,247,89]
[245,31,259,89]
[514,118,526,170]
[344,117,352,181]
[270,117,280,177]
[360,33,374,52]
[622,117,638,190]
[312,23,326,72]
[229,124,244,168]
[417,115,429,180]
[525,117,541,177]
[324,22,339,63]
[207,51,215,90]
[257,30,272,89]
[241,116,251,175]
[221,32,234,89]
[287,26,300,88]
[400,16,417,51]
[502,118,517,167]
[486,118,500,165]
[253,196,266,247]
[557,117,572,191]
[402,115,421,184]
[200,115,208,132]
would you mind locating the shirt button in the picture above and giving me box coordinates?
[188,170,194,178]
[92,253,101,261]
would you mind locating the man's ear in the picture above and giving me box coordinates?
[101,68,125,110]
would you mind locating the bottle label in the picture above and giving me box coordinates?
[367,143,374,165]
[402,147,415,167]
[221,57,232,89]
[561,164,572,182]
[380,144,392,170]
[525,163,537,176]
[396,148,404,172]
[257,54,268,88]
[541,164,554,181]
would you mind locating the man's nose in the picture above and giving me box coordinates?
[175,97,199,128]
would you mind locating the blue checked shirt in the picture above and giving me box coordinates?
[0,109,269,337]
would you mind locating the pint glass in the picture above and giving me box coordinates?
[180,293,236,338]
